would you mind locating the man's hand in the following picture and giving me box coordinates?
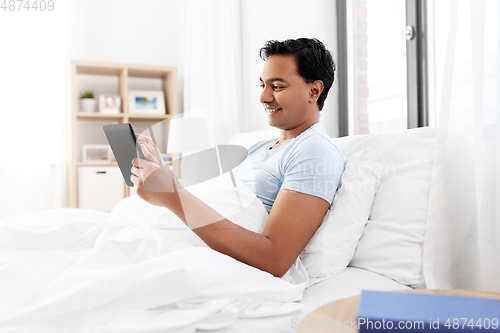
[136,134,165,166]
[130,144,187,219]
[131,144,177,205]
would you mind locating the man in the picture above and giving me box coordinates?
[131,38,345,277]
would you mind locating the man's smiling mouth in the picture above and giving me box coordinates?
[265,108,282,114]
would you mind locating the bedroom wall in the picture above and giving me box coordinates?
[0,1,70,220]
[240,0,340,137]
[70,0,186,108]
[70,0,340,137]
[0,0,340,220]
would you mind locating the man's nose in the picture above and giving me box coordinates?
[260,86,274,104]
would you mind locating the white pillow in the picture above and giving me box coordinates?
[333,127,437,288]
[300,149,384,284]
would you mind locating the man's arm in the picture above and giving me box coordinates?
[132,145,330,277]
[194,188,330,277]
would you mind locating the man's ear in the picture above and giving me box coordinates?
[309,80,324,103]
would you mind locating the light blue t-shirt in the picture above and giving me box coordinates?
[233,123,346,213]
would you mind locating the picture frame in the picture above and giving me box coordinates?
[82,144,113,163]
[98,95,121,114]
[128,90,166,115]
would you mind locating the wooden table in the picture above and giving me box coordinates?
[297,289,500,333]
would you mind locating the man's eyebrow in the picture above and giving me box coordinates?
[259,77,289,84]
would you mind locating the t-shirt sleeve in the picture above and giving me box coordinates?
[281,137,345,205]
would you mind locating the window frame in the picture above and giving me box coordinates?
[406,0,429,129]
[337,0,429,137]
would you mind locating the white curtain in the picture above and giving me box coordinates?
[182,0,243,145]
[0,4,71,220]
[424,0,500,292]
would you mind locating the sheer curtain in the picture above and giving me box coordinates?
[182,0,243,145]
[0,4,71,220]
[424,0,500,292]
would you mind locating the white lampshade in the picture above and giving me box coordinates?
[167,117,213,153]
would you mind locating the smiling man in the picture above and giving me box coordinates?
[259,51,323,138]
[131,38,345,278]
[233,38,345,215]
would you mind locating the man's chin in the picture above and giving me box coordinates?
[267,118,279,127]
[268,120,284,129]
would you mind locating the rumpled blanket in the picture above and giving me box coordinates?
[0,176,307,332]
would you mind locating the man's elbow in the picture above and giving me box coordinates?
[266,259,293,278]
[261,242,297,278]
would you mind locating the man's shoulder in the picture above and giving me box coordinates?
[290,130,344,161]
[248,137,277,153]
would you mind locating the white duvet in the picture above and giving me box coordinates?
[0,176,308,332]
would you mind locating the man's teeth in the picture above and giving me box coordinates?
[266,108,281,113]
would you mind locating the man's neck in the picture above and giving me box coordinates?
[278,117,320,145]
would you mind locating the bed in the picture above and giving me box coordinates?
[205,267,410,333]
[0,200,409,333]
[2,125,464,332]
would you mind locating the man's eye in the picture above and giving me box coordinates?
[260,84,265,88]
[273,85,282,90]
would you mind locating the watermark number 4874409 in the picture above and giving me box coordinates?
[1,0,54,11]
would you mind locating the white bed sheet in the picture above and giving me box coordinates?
[201,267,411,333]
[0,206,310,333]
[0,191,410,332]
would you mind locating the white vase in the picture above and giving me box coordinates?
[81,98,96,113]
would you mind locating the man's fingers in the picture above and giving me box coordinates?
[140,144,159,164]
[131,164,139,175]
[136,134,154,146]
[132,156,153,169]
[133,148,161,183]
[143,142,164,165]
[130,173,139,186]
[135,140,163,166]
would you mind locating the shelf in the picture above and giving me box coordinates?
[76,66,122,76]
[74,61,123,76]
[128,65,176,79]
[77,112,125,119]
[77,162,118,167]
[128,113,172,120]
[76,112,171,120]
[70,61,179,208]
[74,62,176,78]
[76,112,172,120]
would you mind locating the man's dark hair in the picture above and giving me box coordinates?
[259,38,336,111]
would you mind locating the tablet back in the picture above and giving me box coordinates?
[103,123,145,187]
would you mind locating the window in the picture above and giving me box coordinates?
[338,0,428,136]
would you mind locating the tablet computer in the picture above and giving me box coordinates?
[103,123,146,187]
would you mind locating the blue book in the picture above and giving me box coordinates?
[358,290,500,332]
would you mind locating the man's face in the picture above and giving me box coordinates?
[259,55,314,130]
